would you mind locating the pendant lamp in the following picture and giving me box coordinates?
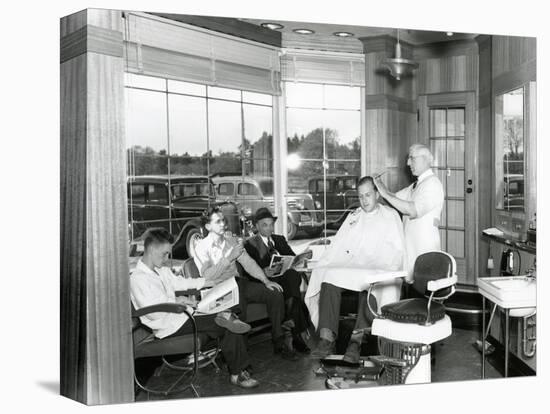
[381,29,418,80]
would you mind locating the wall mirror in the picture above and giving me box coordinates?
[495,87,525,212]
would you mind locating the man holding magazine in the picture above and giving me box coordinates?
[243,207,313,354]
[130,227,260,389]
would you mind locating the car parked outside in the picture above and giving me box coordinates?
[308,175,360,228]
[128,175,241,259]
[212,175,323,240]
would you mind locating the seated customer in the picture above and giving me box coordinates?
[308,176,405,363]
[194,207,298,361]
[244,207,313,353]
[130,227,259,388]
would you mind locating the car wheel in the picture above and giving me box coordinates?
[287,221,297,240]
[185,227,203,259]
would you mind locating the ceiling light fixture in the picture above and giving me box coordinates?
[381,28,419,81]
[333,31,354,37]
[293,28,315,35]
[260,22,284,30]
[446,31,454,36]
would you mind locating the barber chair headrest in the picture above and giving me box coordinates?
[411,251,454,299]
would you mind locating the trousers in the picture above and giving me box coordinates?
[318,282,378,338]
[270,269,312,335]
[236,277,285,342]
[168,313,249,375]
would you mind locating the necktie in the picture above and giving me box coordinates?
[267,239,278,257]
[412,179,418,189]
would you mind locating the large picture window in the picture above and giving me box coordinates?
[125,74,274,256]
[285,82,362,242]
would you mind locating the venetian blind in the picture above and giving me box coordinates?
[281,49,365,86]
[123,12,281,95]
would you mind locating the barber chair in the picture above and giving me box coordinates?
[368,251,457,385]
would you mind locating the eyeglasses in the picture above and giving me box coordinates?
[407,155,423,161]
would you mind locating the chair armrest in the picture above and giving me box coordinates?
[133,303,194,318]
[427,275,457,292]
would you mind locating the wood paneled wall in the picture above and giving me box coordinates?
[361,36,416,191]
[60,51,88,403]
[60,8,134,405]
[414,40,478,96]
[476,35,493,278]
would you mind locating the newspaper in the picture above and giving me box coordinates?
[195,277,239,315]
[269,249,313,277]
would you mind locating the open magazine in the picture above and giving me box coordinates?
[268,249,313,277]
[195,277,239,315]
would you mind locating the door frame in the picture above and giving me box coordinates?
[418,91,478,285]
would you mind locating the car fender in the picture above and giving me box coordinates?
[175,219,203,245]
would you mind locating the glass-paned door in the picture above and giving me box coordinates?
[429,107,467,278]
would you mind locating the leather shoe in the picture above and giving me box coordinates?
[311,338,335,359]
[342,341,361,364]
[274,338,299,361]
[230,370,259,388]
[214,312,251,334]
[293,335,311,354]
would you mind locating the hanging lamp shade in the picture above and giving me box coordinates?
[381,30,418,80]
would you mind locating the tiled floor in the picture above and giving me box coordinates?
[136,327,506,402]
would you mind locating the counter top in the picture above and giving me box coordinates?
[482,233,536,255]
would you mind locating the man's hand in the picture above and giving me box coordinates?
[264,262,283,278]
[226,244,244,262]
[264,280,283,292]
[373,177,389,197]
[203,277,216,288]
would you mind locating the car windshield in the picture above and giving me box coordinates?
[259,180,273,196]
[171,182,215,199]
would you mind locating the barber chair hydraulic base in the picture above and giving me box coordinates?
[374,338,431,384]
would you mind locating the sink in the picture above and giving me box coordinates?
[477,276,536,317]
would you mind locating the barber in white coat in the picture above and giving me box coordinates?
[374,144,444,279]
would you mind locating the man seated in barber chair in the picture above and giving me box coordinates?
[130,227,260,389]
[194,207,299,361]
[308,176,405,363]
[243,207,313,354]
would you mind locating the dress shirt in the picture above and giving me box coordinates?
[130,259,205,339]
[194,232,266,282]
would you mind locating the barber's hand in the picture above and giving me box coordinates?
[374,177,388,196]
[226,244,244,262]
[264,280,283,292]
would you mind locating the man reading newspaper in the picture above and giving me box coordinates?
[130,227,260,389]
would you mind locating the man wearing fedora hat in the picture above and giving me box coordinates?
[243,207,313,354]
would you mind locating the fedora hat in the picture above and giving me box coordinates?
[253,207,277,224]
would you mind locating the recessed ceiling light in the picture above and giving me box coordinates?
[293,28,315,35]
[333,31,354,37]
[260,22,284,30]
[446,32,454,36]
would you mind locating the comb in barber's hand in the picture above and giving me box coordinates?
[373,171,387,179]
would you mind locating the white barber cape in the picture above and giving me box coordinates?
[305,204,406,328]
